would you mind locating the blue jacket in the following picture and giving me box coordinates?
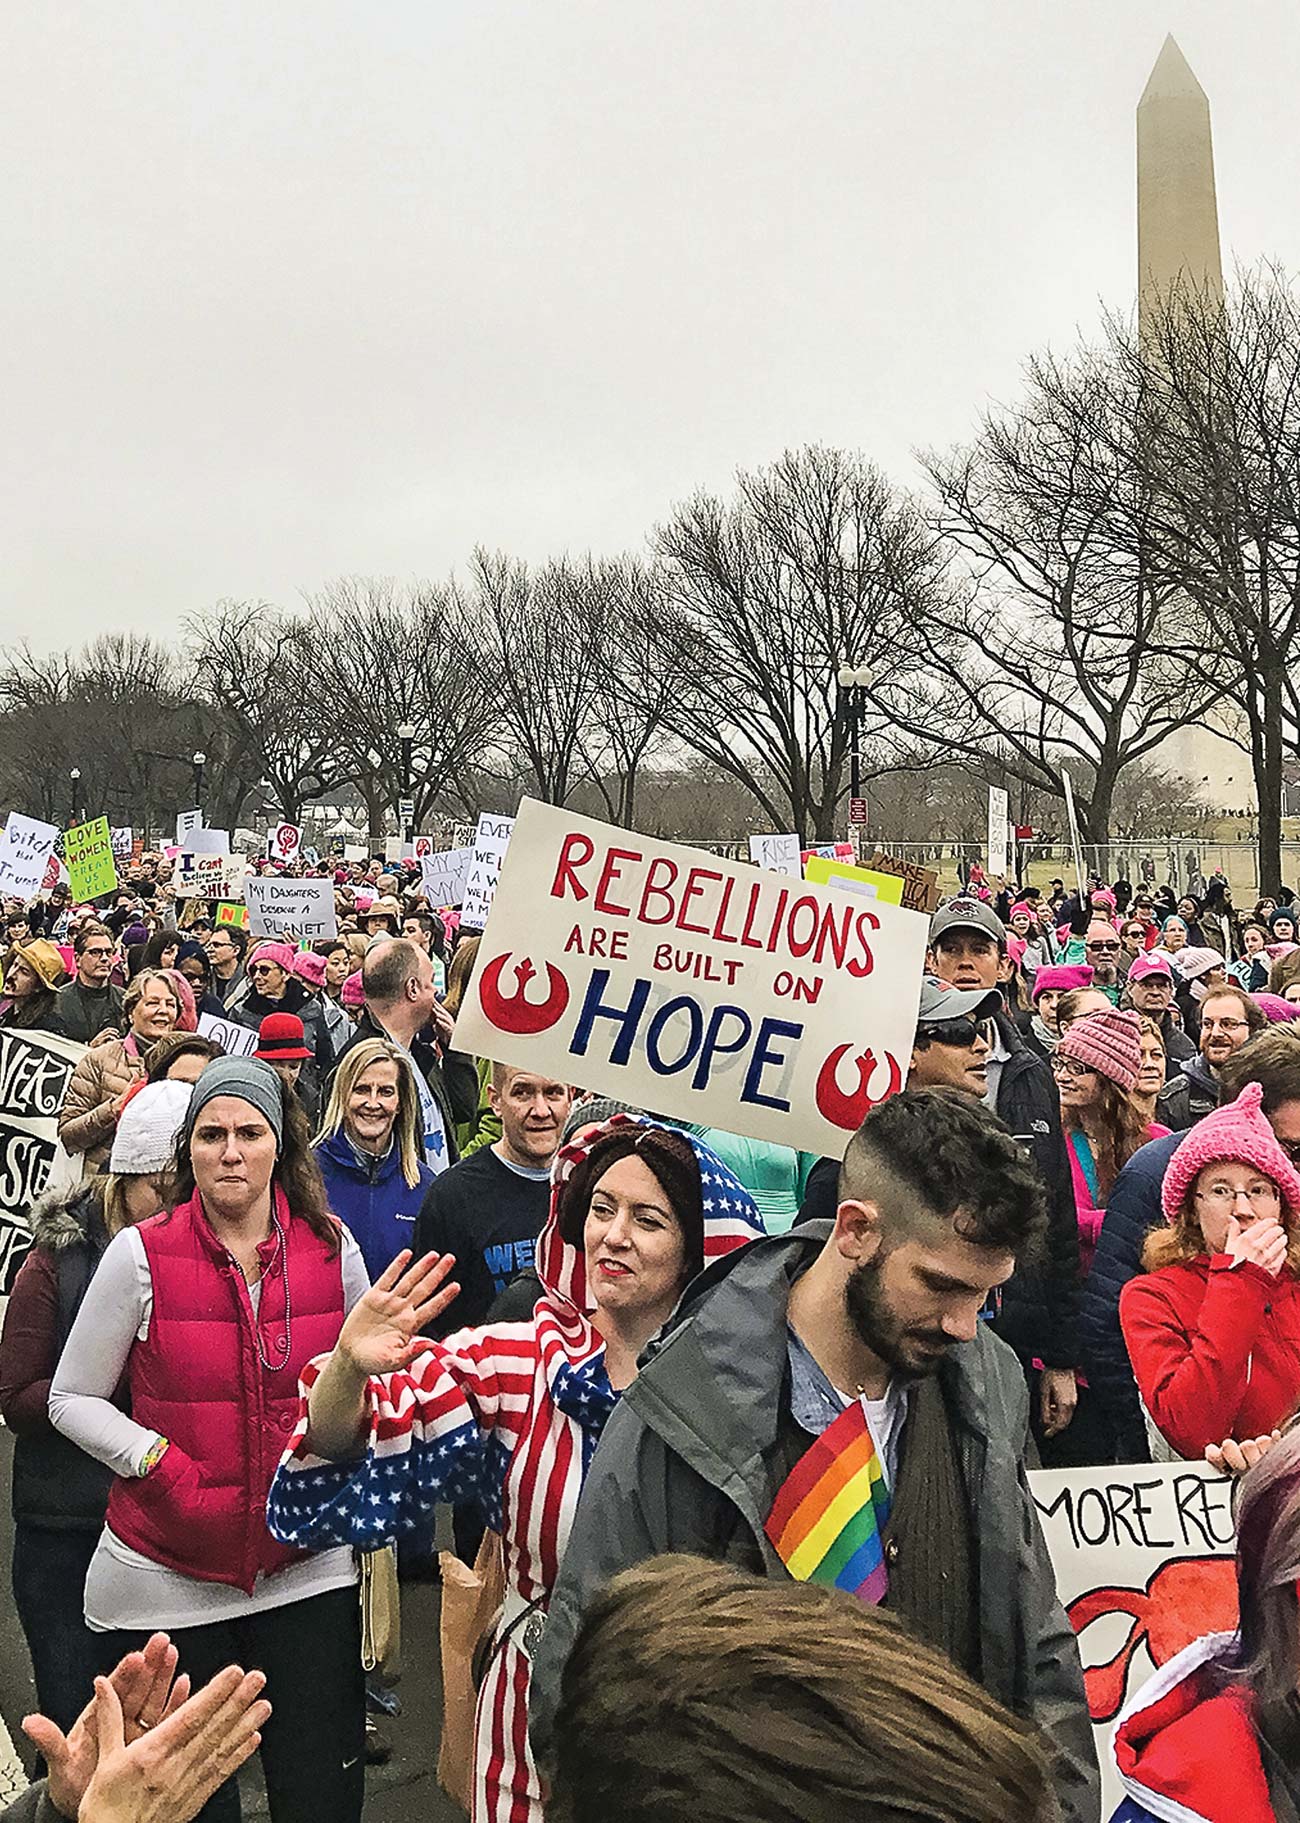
[1078,1131,1180,1460]
[314,1128,436,1285]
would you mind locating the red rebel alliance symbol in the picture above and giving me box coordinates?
[814,1045,902,1131]
[478,953,570,1035]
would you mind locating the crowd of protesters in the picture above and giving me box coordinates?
[0,845,1298,1820]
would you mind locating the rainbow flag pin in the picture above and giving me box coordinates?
[765,1398,892,1605]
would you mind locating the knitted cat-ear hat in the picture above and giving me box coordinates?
[1160,1080,1300,1223]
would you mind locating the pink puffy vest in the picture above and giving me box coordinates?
[108,1187,345,1594]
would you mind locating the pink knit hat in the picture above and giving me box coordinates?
[341,970,366,1010]
[1031,964,1095,1001]
[1057,1008,1142,1092]
[1254,993,1299,1025]
[1161,1080,1300,1223]
[248,941,297,975]
[290,951,327,990]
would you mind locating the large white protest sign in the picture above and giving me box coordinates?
[246,876,336,941]
[1030,1460,1238,1815]
[0,1028,87,1293]
[175,851,246,900]
[986,785,1009,879]
[0,814,61,901]
[452,800,928,1157]
[1061,771,1088,901]
[176,808,202,846]
[420,847,472,907]
[182,828,232,856]
[197,1011,259,1058]
[748,833,803,878]
[460,814,514,929]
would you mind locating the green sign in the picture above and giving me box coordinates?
[63,817,119,903]
[215,901,249,929]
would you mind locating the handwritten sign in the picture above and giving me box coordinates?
[64,817,118,903]
[175,852,246,900]
[420,847,472,907]
[267,822,302,863]
[864,851,941,916]
[215,902,249,929]
[109,826,133,860]
[1030,1461,1237,1816]
[804,854,905,906]
[176,808,202,847]
[987,785,1010,879]
[0,1029,87,1293]
[0,815,60,901]
[452,800,928,1157]
[197,1011,260,1058]
[461,814,514,929]
[748,834,802,878]
[245,876,337,941]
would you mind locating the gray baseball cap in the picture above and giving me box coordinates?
[916,978,1003,1025]
[929,895,1006,946]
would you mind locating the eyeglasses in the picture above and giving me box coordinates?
[1051,1057,1096,1080]
[1200,1017,1249,1034]
[82,945,114,959]
[1195,1180,1281,1209]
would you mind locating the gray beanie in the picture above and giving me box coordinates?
[181,1056,285,1151]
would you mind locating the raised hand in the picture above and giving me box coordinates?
[1224,1212,1289,1278]
[337,1249,460,1376]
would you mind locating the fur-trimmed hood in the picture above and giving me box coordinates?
[28,1181,102,1254]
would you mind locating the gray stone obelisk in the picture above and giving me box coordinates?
[1137,36,1244,809]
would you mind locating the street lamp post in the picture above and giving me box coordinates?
[191,751,207,812]
[69,768,82,825]
[396,723,416,846]
[836,663,874,847]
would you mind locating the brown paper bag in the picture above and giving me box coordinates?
[437,1532,506,1814]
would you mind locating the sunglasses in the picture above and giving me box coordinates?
[924,1016,995,1049]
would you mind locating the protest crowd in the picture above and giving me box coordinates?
[0,810,1297,1823]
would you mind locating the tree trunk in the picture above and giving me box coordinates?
[1257,664,1284,895]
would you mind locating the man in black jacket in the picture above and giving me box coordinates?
[1121,953,1196,1079]
[926,897,1083,1460]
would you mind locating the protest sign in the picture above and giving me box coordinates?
[747,834,802,878]
[452,822,476,850]
[175,852,246,900]
[215,901,249,929]
[0,814,60,901]
[864,850,941,916]
[197,1011,260,1058]
[460,814,515,929]
[987,786,1009,879]
[799,842,854,864]
[420,846,472,907]
[413,835,434,860]
[1061,771,1088,901]
[182,828,232,856]
[804,854,905,906]
[0,1029,86,1294]
[1030,1460,1237,1815]
[267,822,302,864]
[246,876,337,941]
[343,843,368,862]
[64,817,118,902]
[109,825,133,860]
[383,837,405,863]
[453,800,928,1157]
[176,808,202,846]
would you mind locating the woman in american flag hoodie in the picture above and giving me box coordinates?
[267,1111,764,1823]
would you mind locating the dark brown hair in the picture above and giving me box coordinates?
[1227,1425,1300,1718]
[169,1078,339,1255]
[549,1556,1053,1823]
[557,1126,703,1280]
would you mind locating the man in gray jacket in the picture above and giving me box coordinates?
[531,1089,1099,1823]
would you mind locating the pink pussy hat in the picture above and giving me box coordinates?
[1057,1008,1143,1093]
[341,970,366,1010]
[1160,1080,1300,1224]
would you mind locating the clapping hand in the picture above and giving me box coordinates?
[24,1633,186,1819]
[337,1249,460,1376]
[1224,1212,1289,1278]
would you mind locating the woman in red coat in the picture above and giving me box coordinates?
[1120,1081,1300,1461]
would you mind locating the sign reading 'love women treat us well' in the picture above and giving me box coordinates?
[451,799,928,1158]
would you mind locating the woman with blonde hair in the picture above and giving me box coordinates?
[313,1038,436,1283]
[1131,1016,1167,1129]
[1121,1082,1300,1460]
[58,970,184,1172]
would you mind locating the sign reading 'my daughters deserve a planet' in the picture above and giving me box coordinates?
[452,799,928,1158]
[245,876,336,941]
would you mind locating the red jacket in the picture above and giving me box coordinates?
[1119,1253,1300,1458]
[108,1187,345,1594]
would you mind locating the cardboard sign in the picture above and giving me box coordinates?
[460,814,514,929]
[0,814,61,901]
[64,817,118,902]
[197,1011,260,1058]
[452,799,928,1157]
[0,1028,87,1293]
[175,852,246,900]
[1061,772,1087,901]
[109,825,133,860]
[215,902,249,929]
[986,786,1009,879]
[245,876,337,941]
[864,851,942,916]
[267,822,302,863]
[748,834,803,878]
[420,847,472,907]
[804,854,905,906]
[1030,1461,1237,1816]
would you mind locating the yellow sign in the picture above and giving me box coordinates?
[803,855,905,906]
[63,817,119,903]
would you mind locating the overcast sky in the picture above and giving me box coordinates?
[4,0,1300,648]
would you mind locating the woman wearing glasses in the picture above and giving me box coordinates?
[1051,1009,1169,1463]
[1121,1082,1300,1460]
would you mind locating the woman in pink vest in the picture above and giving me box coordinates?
[49,1057,370,1823]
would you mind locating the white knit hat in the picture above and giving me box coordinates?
[108,1081,194,1175]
